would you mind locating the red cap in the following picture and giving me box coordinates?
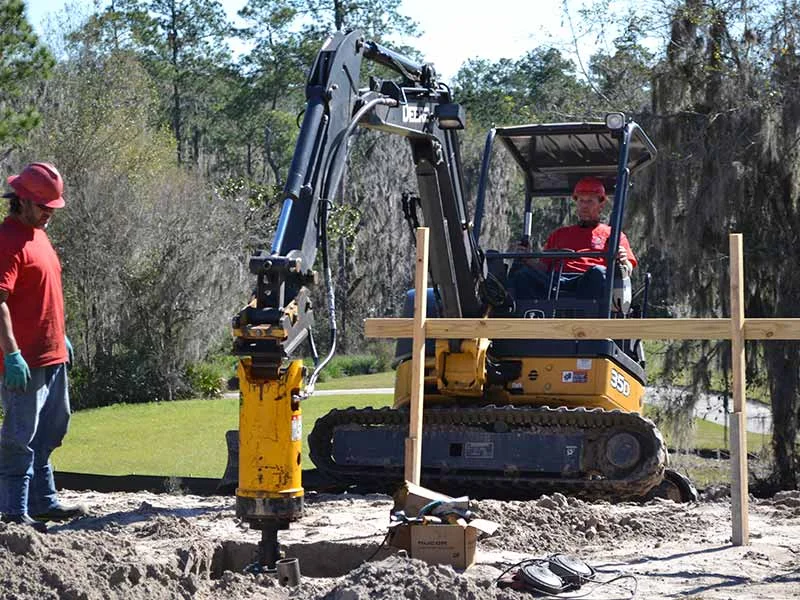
[572,176,606,200]
[6,162,65,208]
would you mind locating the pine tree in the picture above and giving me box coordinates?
[0,0,54,156]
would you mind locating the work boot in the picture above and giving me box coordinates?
[1,513,48,533]
[32,503,88,522]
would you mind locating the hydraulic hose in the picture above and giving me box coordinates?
[303,96,399,397]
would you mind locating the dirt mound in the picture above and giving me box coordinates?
[475,492,714,554]
[0,492,283,600]
[0,524,199,599]
[1,486,798,599]
[309,556,523,600]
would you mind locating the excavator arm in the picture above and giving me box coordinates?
[235,31,485,369]
[230,29,486,570]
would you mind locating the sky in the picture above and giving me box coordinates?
[25,0,613,83]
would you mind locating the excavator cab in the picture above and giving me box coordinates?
[474,115,655,375]
[476,115,655,319]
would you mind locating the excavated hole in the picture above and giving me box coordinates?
[207,539,397,578]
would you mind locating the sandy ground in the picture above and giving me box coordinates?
[1,475,798,600]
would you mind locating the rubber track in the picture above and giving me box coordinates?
[309,405,667,501]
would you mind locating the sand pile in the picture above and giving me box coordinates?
[476,492,713,553]
[1,487,799,599]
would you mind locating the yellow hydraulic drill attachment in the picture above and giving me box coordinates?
[236,358,304,570]
[230,250,314,571]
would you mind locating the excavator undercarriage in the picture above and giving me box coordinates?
[308,339,693,502]
[310,404,667,501]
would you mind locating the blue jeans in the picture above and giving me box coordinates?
[0,364,70,516]
[509,265,608,300]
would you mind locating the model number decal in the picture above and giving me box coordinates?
[610,368,630,397]
[464,442,494,459]
[403,105,430,123]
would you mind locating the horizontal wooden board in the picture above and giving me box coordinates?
[364,317,800,340]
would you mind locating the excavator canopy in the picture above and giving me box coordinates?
[495,120,657,198]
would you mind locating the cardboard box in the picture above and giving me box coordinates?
[389,482,498,570]
[388,521,411,551]
[390,519,499,570]
[410,522,478,570]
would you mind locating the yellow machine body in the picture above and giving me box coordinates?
[501,355,644,412]
[395,349,643,413]
[236,358,304,523]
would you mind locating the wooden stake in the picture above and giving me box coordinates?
[730,412,749,545]
[404,228,429,485]
[729,233,749,545]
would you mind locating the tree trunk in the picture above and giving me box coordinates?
[169,2,182,164]
[333,0,344,30]
[246,142,252,177]
[338,236,347,353]
[264,125,282,189]
[764,341,800,488]
[192,127,200,167]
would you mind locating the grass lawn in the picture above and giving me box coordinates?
[52,392,393,477]
[647,408,769,454]
[688,418,769,454]
[316,371,394,390]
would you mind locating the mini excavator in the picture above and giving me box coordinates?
[228,30,696,568]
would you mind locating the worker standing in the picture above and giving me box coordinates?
[0,162,85,533]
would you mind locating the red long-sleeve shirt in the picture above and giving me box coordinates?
[542,223,637,273]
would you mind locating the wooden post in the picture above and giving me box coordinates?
[404,228,429,485]
[729,233,749,545]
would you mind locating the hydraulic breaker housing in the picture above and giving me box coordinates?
[236,358,304,569]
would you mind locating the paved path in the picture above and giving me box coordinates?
[647,386,772,435]
[223,388,393,399]
[312,388,394,396]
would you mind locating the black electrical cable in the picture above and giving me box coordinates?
[495,556,544,583]
[495,555,638,599]
[364,530,391,563]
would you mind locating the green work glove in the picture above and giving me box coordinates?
[65,335,74,367]
[4,351,31,391]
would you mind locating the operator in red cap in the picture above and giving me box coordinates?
[509,176,636,302]
[0,162,85,533]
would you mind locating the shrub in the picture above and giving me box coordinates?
[185,362,227,398]
[368,341,396,372]
[69,349,175,410]
[303,354,387,381]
